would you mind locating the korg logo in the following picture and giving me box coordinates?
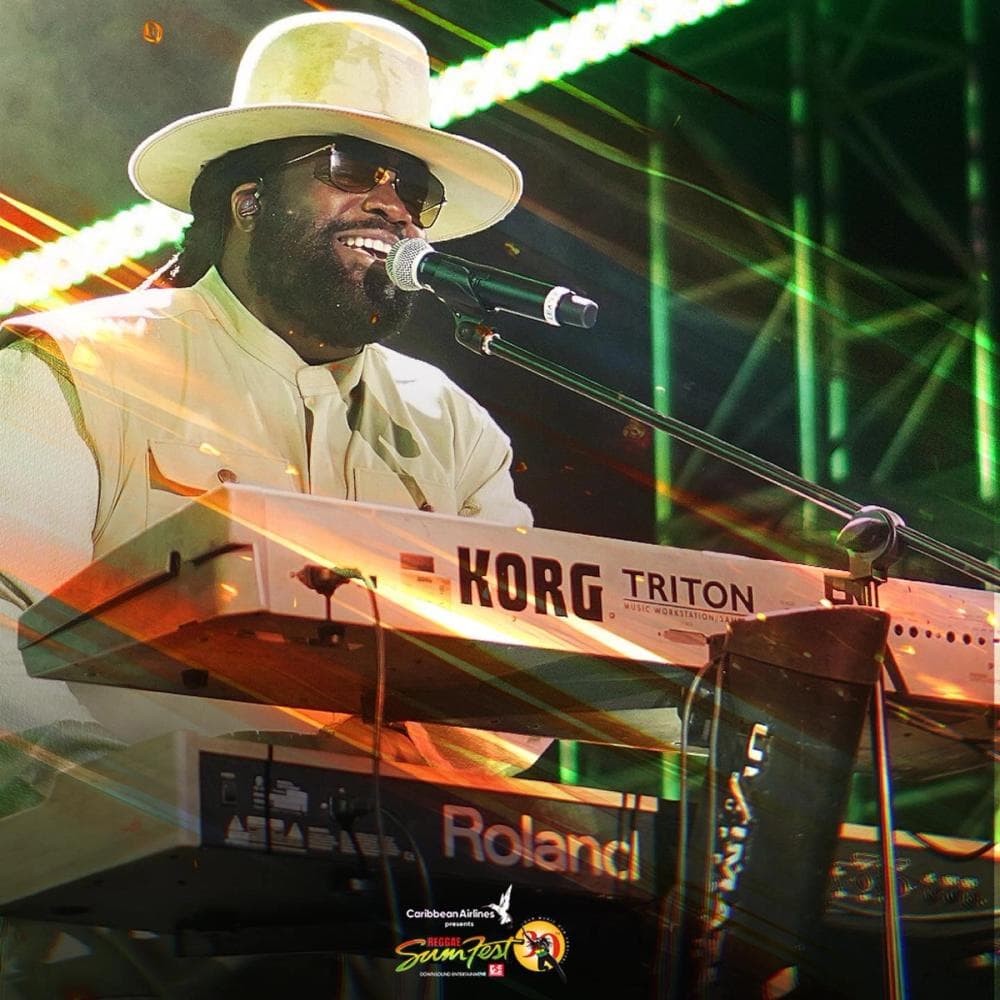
[457,548,603,621]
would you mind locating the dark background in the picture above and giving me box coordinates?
[0,6,994,993]
[1,0,995,575]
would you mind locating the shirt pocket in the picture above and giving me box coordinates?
[146,439,298,525]
[352,467,458,516]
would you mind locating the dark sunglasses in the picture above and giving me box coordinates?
[272,138,446,229]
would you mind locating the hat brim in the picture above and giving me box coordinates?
[129,104,522,242]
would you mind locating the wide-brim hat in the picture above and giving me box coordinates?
[129,11,522,242]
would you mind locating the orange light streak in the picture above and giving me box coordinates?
[912,676,970,702]
[0,727,192,826]
[16,318,306,464]
[195,495,680,745]
[0,190,78,237]
[0,215,45,247]
[0,189,151,284]
[235,495,671,662]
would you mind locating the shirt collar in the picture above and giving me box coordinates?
[194,266,365,397]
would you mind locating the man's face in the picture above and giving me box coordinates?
[245,138,427,354]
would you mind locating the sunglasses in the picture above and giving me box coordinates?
[272,138,447,229]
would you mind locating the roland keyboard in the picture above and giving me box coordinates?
[0,731,662,945]
[0,732,993,952]
[19,486,997,744]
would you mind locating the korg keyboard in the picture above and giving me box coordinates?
[19,486,996,746]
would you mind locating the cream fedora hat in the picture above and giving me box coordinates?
[129,11,522,242]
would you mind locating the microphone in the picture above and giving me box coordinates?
[385,238,598,329]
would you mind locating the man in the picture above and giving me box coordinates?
[0,11,545,996]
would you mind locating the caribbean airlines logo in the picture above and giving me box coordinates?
[487,884,513,925]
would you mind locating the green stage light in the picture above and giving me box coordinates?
[0,0,747,315]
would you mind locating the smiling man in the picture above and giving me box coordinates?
[1,12,540,758]
[223,135,431,355]
[0,11,542,998]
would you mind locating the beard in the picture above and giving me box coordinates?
[245,203,414,355]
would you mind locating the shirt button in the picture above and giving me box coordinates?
[217,468,239,484]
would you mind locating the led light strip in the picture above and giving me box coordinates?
[0,0,746,315]
[0,201,189,316]
[429,0,748,127]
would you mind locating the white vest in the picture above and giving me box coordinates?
[1,272,544,773]
[2,269,529,563]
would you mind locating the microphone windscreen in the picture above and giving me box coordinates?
[385,237,432,292]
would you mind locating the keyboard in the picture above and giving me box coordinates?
[18,485,996,746]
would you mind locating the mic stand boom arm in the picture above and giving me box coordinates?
[453,314,999,588]
[454,312,964,1000]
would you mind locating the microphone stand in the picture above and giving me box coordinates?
[452,314,998,587]
[451,309,998,1000]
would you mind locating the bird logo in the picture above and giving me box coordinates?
[487,884,513,925]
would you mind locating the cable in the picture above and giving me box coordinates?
[908,833,996,862]
[293,564,402,941]
[361,584,442,1000]
[693,657,725,1000]
[828,901,999,924]
[876,701,996,860]
[659,657,718,1000]
[884,698,999,764]
[380,807,435,910]
[359,575,403,944]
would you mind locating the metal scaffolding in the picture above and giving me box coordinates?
[650,0,995,562]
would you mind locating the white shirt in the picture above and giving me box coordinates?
[0,268,547,774]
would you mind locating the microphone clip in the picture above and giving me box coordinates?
[429,263,487,316]
[453,312,499,356]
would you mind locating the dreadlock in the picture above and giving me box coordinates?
[164,137,325,287]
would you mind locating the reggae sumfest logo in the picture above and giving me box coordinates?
[393,886,569,982]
